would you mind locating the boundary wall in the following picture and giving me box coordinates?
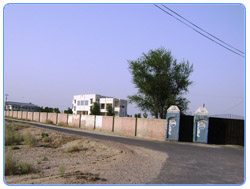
[4,110,245,145]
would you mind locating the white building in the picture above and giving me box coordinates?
[72,94,127,117]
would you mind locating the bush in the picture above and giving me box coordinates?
[11,146,20,150]
[24,133,37,147]
[67,146,80,153]
[45,119,53,125]
[19,162,34,174]
[5,123,23,146]
[5,153,34,175]
[5,153,19,175]
[41,133,49,138]
[58,122,68,127]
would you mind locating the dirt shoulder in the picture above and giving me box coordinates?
[4,121,168,185]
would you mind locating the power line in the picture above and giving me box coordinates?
[154,4,244,58]
[161,5,245,55]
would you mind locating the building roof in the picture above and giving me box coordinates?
[5,101,39,108]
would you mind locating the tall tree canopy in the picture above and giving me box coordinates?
[90,102,101,115]
[128,48,193,119]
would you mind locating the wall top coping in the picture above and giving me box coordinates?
[194,107,209,115]
[167,105,180,113]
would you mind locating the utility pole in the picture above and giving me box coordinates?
[4,94,9,110]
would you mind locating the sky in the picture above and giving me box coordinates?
[3,3,245,117]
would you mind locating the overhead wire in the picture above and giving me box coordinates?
[154,4,245,58]
[161,4,245,55]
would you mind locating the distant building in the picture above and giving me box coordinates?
[72,94,127,117]
[5,101,39,112]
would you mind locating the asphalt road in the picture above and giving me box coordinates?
[5,118,245,185]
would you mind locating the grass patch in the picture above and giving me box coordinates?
[5,153,19,175]
[67,146,80,153]
[58,165,65,177]
[41,133,49,138]
[11,146,20,150]
[24,133,37,147]
[41,156,48,161]
[57,122,68,127]
[45,119,53,125]
[5,153,34,175]
[5,122,24,146]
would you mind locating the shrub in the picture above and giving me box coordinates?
[41,133,49,138]
[5,123,23,146]
[58,122,68,127]
[24,133,37,147]
[67,146,80,153]
[5,153,19,175]
[45,119,53,125]
[19,162,34,174]
[5,153,35,175]
[58,165,65,177]
[41,156,48,161]
[11,146,20,150]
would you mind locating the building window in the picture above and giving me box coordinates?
[81,100,84,106]
[90,99,93,104]
[77,101,80,105]
[85,100,88,106]
[74,100,76,104]
[74,106,76,111]
[101,104,105,109]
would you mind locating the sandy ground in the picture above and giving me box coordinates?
[5,121,168,185]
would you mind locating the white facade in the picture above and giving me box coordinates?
[72,94,127,117]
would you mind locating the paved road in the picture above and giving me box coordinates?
[5,118,245,185]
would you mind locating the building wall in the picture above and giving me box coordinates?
[40,112,48,123]
[137,118,166,141]
[48,113,58,124]
[58,114,68,125]
[33,112,40,122]
[102,116,113,132]
[22,111,28,120]
[27,112,33,120]
[114,117,136,137]
[68,114,80,127]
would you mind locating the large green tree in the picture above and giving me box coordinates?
[90,102,101,115]
[128,48,193,119]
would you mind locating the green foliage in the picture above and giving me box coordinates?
[5,153,19,175]
[128,48,193,119]
[67,146,80,153]
[143,112,148,118]
[5,153,34,175]
[64,107,73,114]
[41,133,49,138]
[134,113,141,118]
[53,108,60,113]
[58,165,65,177]
[38,106,60,113]
[24,133,37,147]
[106,105,114,116]
[90,102,101,115]
[19,162,34,174]
[11,146,20,150]
[45,119,53,125]
[5,122,23,146]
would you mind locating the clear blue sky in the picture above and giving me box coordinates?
[3,3,245,117]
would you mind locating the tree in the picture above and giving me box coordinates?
[128,48,193,119]
[143,112,148,118]
[134,113,141,118]
[106,105,114,116]
[64,107,73,114]
[53,108,60,113]
[90,102,101,115]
